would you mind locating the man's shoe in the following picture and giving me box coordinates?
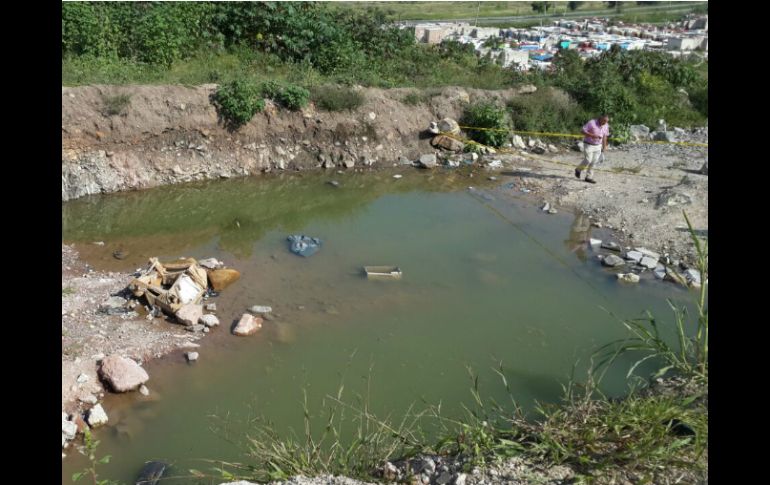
[575,169,581,179]
[585,178,597,184]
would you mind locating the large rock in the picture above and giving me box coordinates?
[207,268,241,291]
[233,314,263,336]
[418,154,438,168]
[617,273,640,283]
[86,404,108,427]
[624,250,644,263]
[512,135,526,149]
[437,118,460,135]
[602,254,625,267]
[653,131,677,143]
[99,355,149,392]
[430,134,465,152]
[640,256,659,269]
[629,125,650,140]
[175,304,203,326]
[62,419,77,441]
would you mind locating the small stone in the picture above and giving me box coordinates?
[197,258,222,269]
[541,202,550,212]
[186,324,205,333]
[602,254,625,267]
[86,404,108,427]
[233,313,263,336]
[453,473,467,485]
[418,154,437,168]
[488,176,497,181]
[139,385,149,396]
[393,174,403,179]
[249,305,273,314]
[368,112,376,121]
[205,303,216,311]
[328,180,340,187]
[200,314,220,327]
[547,208,557,214]
[79,394,98,405]
[76,373,89,384]
[62,420,78,441]
[185,352,199,362]
[601,241,621,252]
[589,238,602,248]
[617,273,640,283]
[640,256,659,269]
[625,250,643,263]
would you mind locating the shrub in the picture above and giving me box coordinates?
[101,93,132,116]
[213,80,265,127]
[312,86,365,111]
[277,84,310,111]
[507,87,585,135]
[461,102,510,147]
[260,80,283,100]
[401,92,425,106]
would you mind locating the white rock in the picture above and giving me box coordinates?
[198,258,222,269]
[393,174,403,179]
[86,404,108,427]
[176,304,204,326]
[249,305,273,314]
[76,373,89,384]
[368,112,376,121]
[186,352,199,362]
[625,250,643,263]
[139,385,149,396]
[62,420,77,440]
[486,159,503,169]
[617,273,640,283]
[233,314,262,336]
[79,394,98,405]
[589,238,602,248]
[200,314,220,327]
[541,202,550,212]
[634,247,661,260]
[640,256,659,269]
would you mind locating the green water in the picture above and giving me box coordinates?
[61,169,693,484]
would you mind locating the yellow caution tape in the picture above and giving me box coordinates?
[438,131,689,182]
[457,125,709,148]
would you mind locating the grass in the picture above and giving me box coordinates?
[62,286,75,296]
[312,86,366,112]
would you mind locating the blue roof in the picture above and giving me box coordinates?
[532,54,553,61]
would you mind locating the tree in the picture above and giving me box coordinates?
[531,2,554,14]
[568,2,584,11]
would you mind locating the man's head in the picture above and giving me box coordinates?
[598,115,609,125]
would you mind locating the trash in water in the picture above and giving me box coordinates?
[328,180,340,188]
[520,188,531,193]
[135,460,168,485]
[364,266,402,280]
[393,174,403,179]
[287,235,322,257]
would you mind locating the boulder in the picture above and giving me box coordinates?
[512,135,526,149]
[602,254,625,267]
[99,355,149,393]
[207,268,241,291]
[200,314,220,327]
[430,134,465,152]
[624,250,644,263]
[418,154,438,168]
[437,118,460,135]
[629,125,650,141]
[175,304,203,326]
[86,404,108,427]
[617,273,640,283]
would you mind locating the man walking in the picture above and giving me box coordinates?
[575,114,609,184]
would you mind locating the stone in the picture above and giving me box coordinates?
[328,180,340,188]
[205,303,216,311]
[207,268,241,291]
[76,373,89,384]
[70,413,89,434]
[99,355,149,393]
[486,159,503,169]
[541,202,550,212]
[249,305,273,314]
[198,258,222,269]
[175,304,203,326]
[398,155,412,166]
[79,394,98,405]
[99,296,128,315]
[629,124,650,140]
[547,208,558,214]
[685,268,702,287]
[547,144,559,153]
[428,121,440,135]
[453,473,467,485]
[200,314,220,327]
[531,145,546,154]
[233,314,263,336]
[654,264,667,280]
[602,254,625,267]
[625,250,644,263]
[185,352,199,362]
[368,112,376,121]
[653,131,677,143]
[617,273,640,283]
[186,324,205,333]
[383,462,399,481]
[437,118,460,135]
[139,385,149,396]
[86,404,108,427]
[601,241,621,252]
[62,419,78,441]
[436,472,453,484]
[430,134,465,152]
[635,248,661,260]
[512,135,526,149]
[589,238,602,248]
[343,159,355,169]
[656,189,692,208]
[700,160,708,175]
[418,154,438,168]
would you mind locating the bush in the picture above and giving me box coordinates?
[401,91,427,106]
[213,80,265,127]
[101,93,132,116]
[277,84,310,111]
[461,102,510,148]
[260,80,283,100]
[507,88,586,135]
[312,86,365,111]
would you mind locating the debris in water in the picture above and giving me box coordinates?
[393,174,403,179]
[287,235,322,257]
